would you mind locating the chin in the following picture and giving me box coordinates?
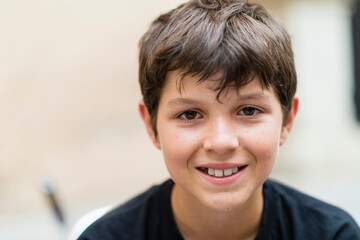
[201,193,250,212]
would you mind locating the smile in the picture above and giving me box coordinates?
[197,166,247,178]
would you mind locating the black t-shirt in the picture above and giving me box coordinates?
[79,179,360,240]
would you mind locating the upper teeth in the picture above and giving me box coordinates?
[201,167,239,177]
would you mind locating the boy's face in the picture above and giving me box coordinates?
[139,70,298,211]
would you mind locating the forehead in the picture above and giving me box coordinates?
[162,70,277,102]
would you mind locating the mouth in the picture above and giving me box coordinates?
[197,166,247,178]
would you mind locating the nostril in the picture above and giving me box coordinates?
[203,134,239,154]
[202,119,239,154]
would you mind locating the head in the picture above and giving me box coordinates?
[138,0,299,214]
[138,0,297,137]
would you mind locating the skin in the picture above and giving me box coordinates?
[139,70,299,239]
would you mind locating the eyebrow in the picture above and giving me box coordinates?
[166,92,270,107]
[167,98,201,106]
[236,92,270,101]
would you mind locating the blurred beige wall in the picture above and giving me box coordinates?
[0,0,185,228]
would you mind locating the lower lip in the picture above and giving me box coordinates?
[197,166,248,185]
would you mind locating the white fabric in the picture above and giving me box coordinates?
[67,205,112,240]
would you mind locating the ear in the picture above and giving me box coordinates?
[138,99,161,149]
[280,96,299,146]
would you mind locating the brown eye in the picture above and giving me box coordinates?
[178,110,202,121]
[243,107,255,116]
[184,111,197,119]
[239,107,260,116]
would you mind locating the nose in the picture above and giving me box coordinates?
[203,118,239,155]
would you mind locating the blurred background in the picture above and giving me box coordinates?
[1,0,359,239]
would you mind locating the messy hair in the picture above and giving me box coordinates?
[139,0,297,136]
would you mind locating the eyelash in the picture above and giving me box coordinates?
[177,106,262,122]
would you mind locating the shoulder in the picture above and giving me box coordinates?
[77,179,174,240]
[260,179,360,239]
[265,179,354,220]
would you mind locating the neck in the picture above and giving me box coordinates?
[171,185,263,240]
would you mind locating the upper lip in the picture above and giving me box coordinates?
[196,163,248,170]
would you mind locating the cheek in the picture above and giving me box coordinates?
[160,128,201,186]
[159,127,201,165]
[242,122,281,162]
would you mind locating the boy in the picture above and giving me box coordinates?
[79,0,360,239]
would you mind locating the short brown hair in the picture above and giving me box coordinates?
[139,0,297,136]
